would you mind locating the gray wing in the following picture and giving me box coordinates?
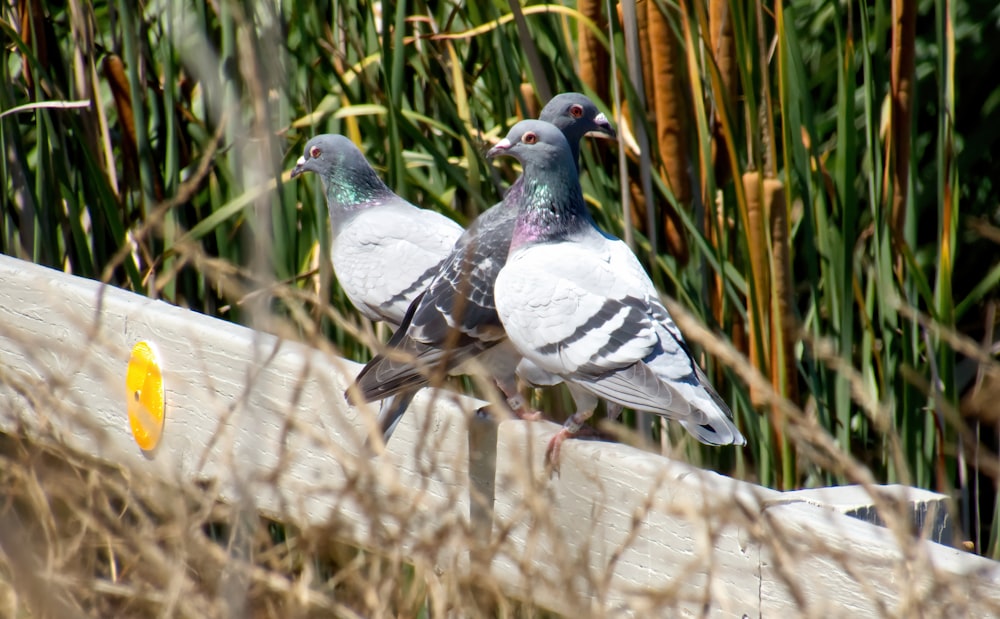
[577,300,744,446]
[332,202,463,325]
[352,204,517,402]
[497,233,744,445]
[409,205,516,343]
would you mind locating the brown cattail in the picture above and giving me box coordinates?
[647,0,691,206]
[578,0,610,102]
[518,83,539,121]
[616,1,690,263]
[743,171,771,409]
[18,0,49,92]
[708,0,738,186]
[766,178,797,407]
[889,0,916,273]
[103,55,141,194]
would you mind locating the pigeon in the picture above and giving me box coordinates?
[291,134,463,327]
[489,119,745,468]
[350,93,616,440]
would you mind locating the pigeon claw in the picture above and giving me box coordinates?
[517,409,542,421]
[474,403,538,424]
[505,393,541,421]
[544,427,573,475]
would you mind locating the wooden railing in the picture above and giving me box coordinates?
[0,252,997,616]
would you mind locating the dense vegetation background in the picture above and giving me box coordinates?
[2,0,999,565]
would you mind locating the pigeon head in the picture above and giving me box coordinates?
[291,134,360,179]
[488,120,591,249]
[486,120,577,173]
[291,134,393,210]
[538,92,616,150]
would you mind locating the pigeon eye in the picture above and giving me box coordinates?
[569,104,584,118]
[522,132,538,145]
[309,146,321,159]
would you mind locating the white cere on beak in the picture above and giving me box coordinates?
[296,155,307,166]
[496,138,511,149]
[594,113,608,125]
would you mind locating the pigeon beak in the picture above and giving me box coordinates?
[589,113,617,139]
[290,155,308,178]
[486,138,512,159]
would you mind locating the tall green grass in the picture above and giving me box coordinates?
[2,0,998,557]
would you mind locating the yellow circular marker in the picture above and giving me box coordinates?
[126,340,165,452]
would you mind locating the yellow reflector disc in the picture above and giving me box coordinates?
[126,340,165,452]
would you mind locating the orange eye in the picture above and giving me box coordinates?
[310,146,321,159]
[522,131,537,145]
[569,104,584,118]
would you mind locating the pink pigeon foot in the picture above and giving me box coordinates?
[543,409,593,474]
[544,427,574,473]
[506,393,541,420]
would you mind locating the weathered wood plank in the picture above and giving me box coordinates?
[1,252,998,617]
[783,484,954,546]
[491,417,1000,617]
[0,253,477,569]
